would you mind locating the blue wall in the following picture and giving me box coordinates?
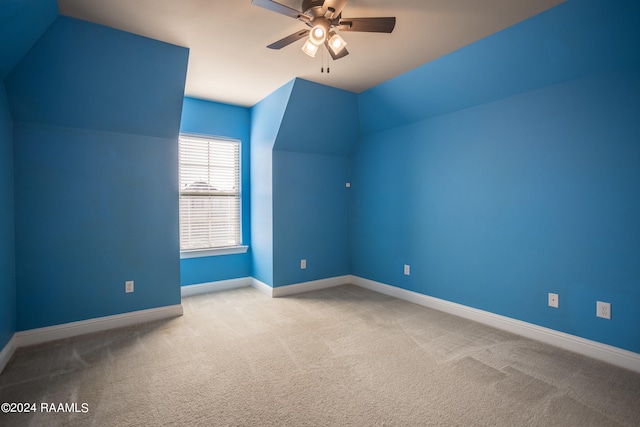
[275,79,359,156]
[0,85,16,348]
[249,80,294,286]
[249,78,357,287]
[352,66,640,352]
[179,97,251,285]
[0,0,58,80]
[1,0,58,350]
[6,17,187,138]
[271,79,358,287]
[273,151,351,286]
[6,16,188,330]
[352,0,640,353]
[13,124,183,330]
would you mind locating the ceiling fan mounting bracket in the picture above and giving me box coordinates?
[304,6,325,20]
[297,14,311,25]
[325,7,336,19]
[302,0,326,14]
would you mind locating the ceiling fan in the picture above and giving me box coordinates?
[251,0,396,60]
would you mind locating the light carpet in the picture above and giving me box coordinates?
[1,284,639,426]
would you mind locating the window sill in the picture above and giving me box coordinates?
[180,246,249,259]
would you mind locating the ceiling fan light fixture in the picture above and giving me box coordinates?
[302,38,319,57]
[327,32,347,55]
[309,21,329,45]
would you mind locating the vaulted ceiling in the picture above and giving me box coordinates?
[58,0,565,107]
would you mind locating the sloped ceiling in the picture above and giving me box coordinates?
[57,0,565,107]
[359,0,640,133]
[0,0,58,79]
[274,79,359,156]
[6,16,189,138]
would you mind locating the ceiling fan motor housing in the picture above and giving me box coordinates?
[302,0,327,16]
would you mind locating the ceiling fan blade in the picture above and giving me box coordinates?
[323,0,349,18]
[324,41,349,60]
[339,17,396,33]
[267,29,310,49]
[252,0,301,19]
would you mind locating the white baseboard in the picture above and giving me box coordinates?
[0,334,18,375]
[272,275,352,297]
[351,276,640,373]
[181,277,252,297]
[251,278,273,297]
[15,304,183,348]
[248,275,351,298]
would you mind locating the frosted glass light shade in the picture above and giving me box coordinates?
[302,38,319,57]
[327,32,347,55]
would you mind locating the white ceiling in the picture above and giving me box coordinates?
[57,0,565,107]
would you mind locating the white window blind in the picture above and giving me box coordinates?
[179,135,240,251]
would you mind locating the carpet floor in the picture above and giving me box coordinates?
[1,284,639,426]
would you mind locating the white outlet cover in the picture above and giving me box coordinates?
[548,293,559,308]
[404,264,410,276]
[300,259,306,269]
[125,280,134,293]
[596,301,611,319]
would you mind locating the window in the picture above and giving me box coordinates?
[179,134,241,253]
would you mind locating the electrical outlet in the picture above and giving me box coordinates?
[596,301,611,319]
[548,293,559,308]
[404,264,410,276]
[125,280,134,293]
[300,259,306,270]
